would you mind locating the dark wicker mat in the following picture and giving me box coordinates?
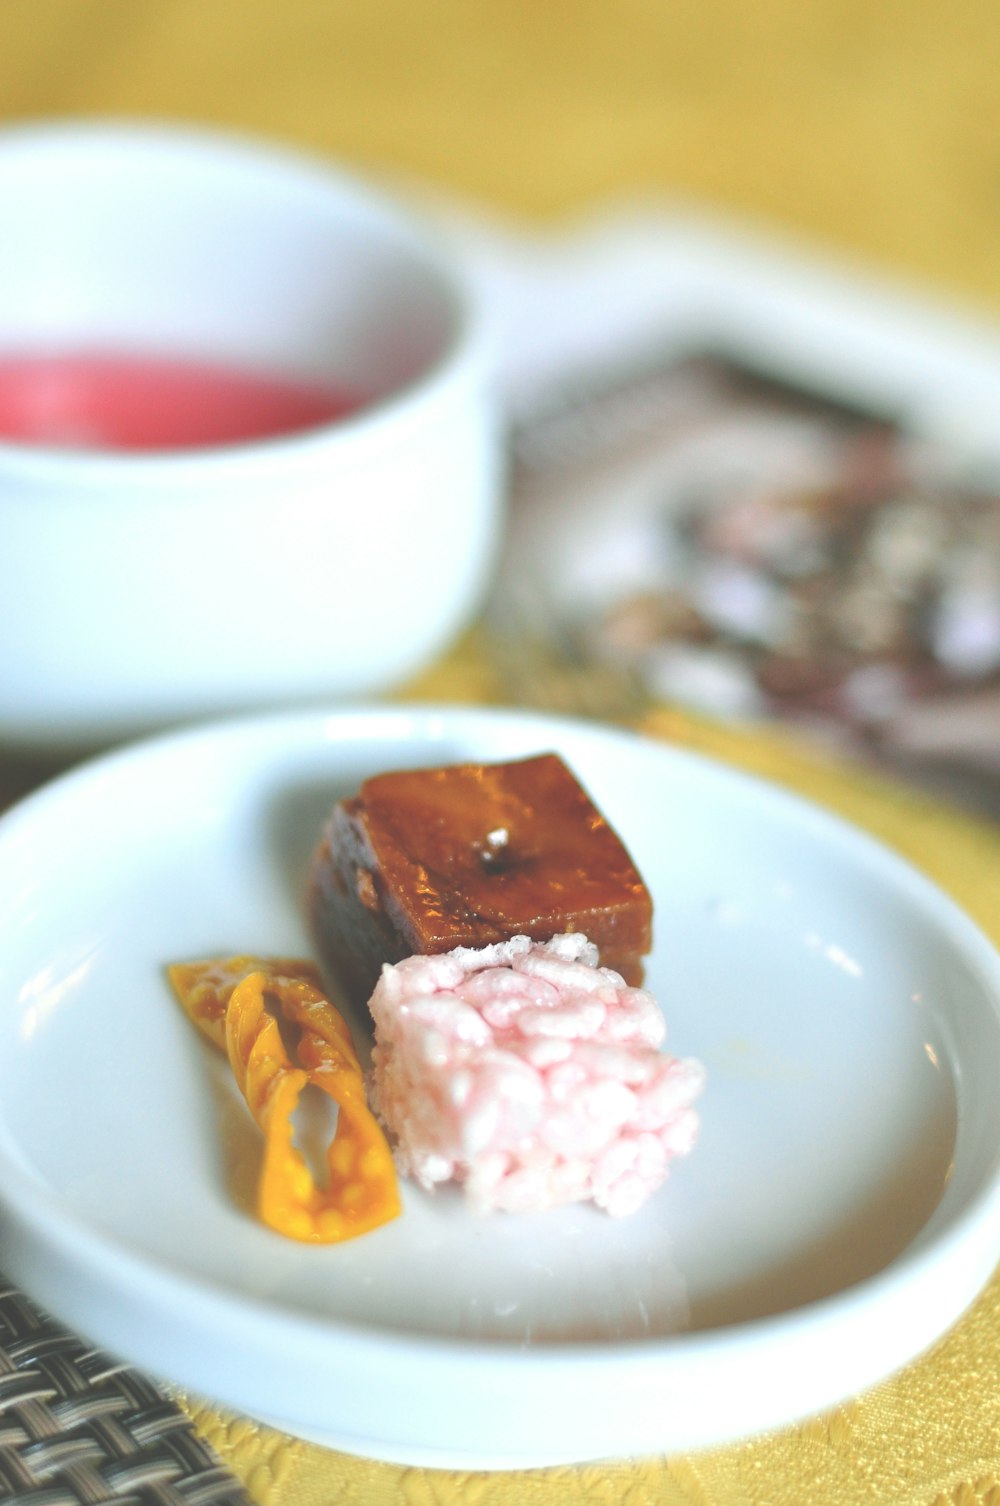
[0,1280,252,1506]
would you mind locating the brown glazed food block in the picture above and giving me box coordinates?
[309,752,653,1004]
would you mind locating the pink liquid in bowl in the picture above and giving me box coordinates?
[0,352,366,451]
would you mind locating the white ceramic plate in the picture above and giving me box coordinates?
[1,705,999,1469]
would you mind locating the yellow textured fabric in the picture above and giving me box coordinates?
[4,3,1000,1499]
[0,0,998,309]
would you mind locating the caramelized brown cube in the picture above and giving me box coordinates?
[309,752,652,1002]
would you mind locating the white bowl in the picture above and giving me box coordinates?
[0,122,502,753]
[0,704,999,1467]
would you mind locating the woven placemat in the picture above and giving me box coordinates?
[0,1277,251,1506]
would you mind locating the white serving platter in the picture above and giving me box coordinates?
[0,704,998,1468]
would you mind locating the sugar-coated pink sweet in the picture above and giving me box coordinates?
[367,933,705,1217]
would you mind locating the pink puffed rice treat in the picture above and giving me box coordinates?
[367,932,705,1217]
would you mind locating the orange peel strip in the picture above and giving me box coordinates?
[168,956,400,1243]
[167,955,322,1052]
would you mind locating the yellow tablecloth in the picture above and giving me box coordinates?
[5,4,1000,1500]
[4,0,1000,309]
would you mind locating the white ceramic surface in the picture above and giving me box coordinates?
[0,705,999,1468]
[0,123,501,752]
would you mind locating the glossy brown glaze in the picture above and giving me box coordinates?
[310,753,652,1003]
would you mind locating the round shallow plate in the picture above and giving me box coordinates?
[1,705,999,1469]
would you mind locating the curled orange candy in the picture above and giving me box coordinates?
[168,955,400,1243]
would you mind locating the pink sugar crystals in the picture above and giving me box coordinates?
[367,933,705,1217]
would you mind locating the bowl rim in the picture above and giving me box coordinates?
[0,117,492,478]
